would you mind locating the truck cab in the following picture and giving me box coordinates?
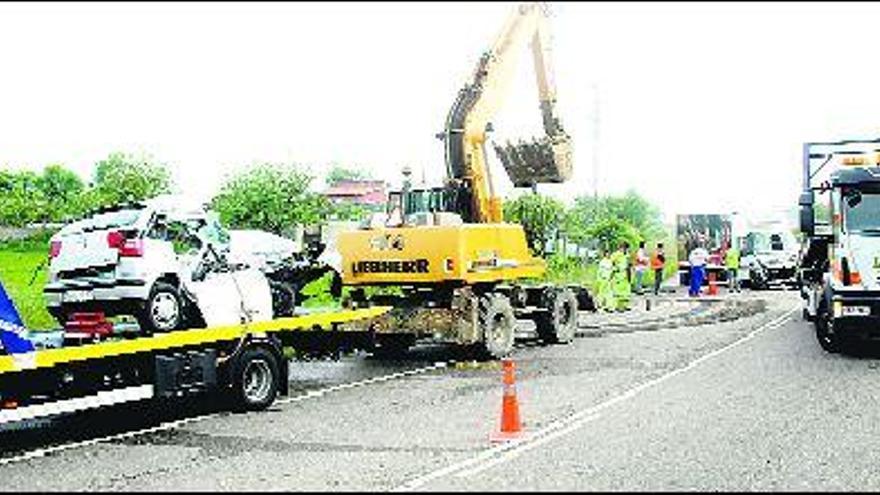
[800,146,880,352]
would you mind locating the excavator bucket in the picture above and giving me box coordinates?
[493,135,573,188]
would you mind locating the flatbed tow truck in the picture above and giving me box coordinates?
[0,281,389,429]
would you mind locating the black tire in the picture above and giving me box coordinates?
[478,293,516,359]
[536,288,578,344]
[230,346,280,411]
[815,305,841,353]
[137,281,184,335]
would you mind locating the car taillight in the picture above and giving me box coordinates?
[107,230,125,249]
[107,231,143,257]
[119,238,144,257]
[49,240,62,259]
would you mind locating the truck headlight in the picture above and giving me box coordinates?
[833,300,843,318]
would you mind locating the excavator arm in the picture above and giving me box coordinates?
[440,2,573,223]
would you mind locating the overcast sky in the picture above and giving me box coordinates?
[3,1,880,222]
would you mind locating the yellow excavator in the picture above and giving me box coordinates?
[336,2,588,358]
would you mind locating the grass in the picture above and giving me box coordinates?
[543,251,680,292]
[0,241,54,330]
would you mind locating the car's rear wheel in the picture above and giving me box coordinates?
[138,281,184,334]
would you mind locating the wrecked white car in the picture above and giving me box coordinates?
[44,196,277,334]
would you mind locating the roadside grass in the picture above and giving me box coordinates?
[0,238,53,330]
[543,252,680,292]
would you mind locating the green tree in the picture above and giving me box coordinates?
[92,151,172,207]
[503,193,566,256]
[38,164,84,201]
[601,189,663,239]
[586,216,641,254]
[37,164,85,221]
[211,162,330,236]
[325,165,370,186]
[0,170,48,227]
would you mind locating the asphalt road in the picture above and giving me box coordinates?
[5,290,876,491]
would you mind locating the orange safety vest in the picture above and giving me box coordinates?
[650,250,665,270]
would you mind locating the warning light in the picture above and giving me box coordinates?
[843,156,867,166]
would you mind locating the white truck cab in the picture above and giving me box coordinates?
[799,143,880,352]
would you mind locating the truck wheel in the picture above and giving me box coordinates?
[815,307,841,353]
[230,346,280,411]
[536,288,578,344]
[478,293,516,359]
[138,281,184,335]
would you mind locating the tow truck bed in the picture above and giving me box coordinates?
[0,307,389,427]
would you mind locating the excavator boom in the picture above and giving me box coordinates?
[441,2,573,222]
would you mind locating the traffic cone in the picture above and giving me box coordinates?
[490,358,523,443]
[707,271,718,296]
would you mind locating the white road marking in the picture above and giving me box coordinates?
[0,361,449,467]
[393,304,799,491]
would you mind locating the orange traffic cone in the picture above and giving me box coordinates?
[490,358,523,443]
[707,271,718,296]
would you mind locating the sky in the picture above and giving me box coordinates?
[4,1,880,224]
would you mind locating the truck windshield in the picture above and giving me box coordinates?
[844,192,880,234]
[748,232,796,252]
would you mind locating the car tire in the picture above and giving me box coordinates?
[138,281,185,335]
[230,346,280,411]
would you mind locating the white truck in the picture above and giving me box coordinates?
[798,139,880,352]
[739,229,800,289]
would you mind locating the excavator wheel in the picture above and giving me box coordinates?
[536,288,578,345]
[478,292,516,359]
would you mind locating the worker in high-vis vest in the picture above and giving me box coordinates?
[610,241,632,311]
[724,242,741,293]
[596,248,615,312]
[651,242,666,295]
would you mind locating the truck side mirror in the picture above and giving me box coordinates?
[799,191,815,236]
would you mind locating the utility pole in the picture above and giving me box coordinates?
[592,82,600,202]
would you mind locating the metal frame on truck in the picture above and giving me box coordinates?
[0,307,389,428]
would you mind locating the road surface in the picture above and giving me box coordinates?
[3,290,878,491]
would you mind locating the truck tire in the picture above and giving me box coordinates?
[815,305,841,353]
[230,346,280,411]
[138,281,185,335]
[536,288,578,344]
[478,293,516,359]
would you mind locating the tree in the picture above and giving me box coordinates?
[325,165,370,186]
[601,189,664,240]
[0,169,48,226]
[503,193,565,256]
[38,164,84,202]
[211,162,330,236]
[92,151,172,207]
[37,164,85,221]
[586,216,641,255]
